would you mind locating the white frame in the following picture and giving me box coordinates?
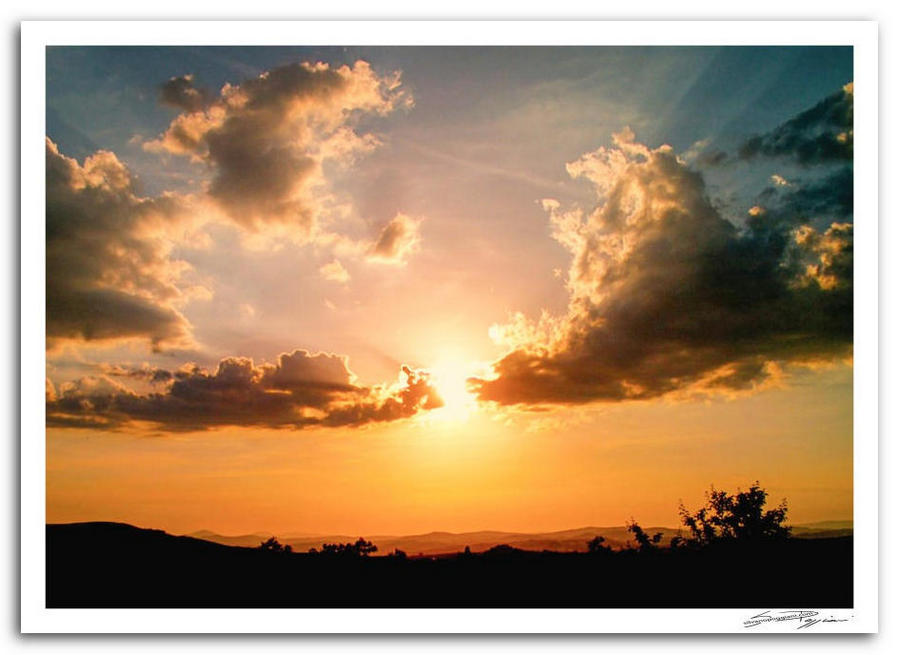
[20,20,878,634]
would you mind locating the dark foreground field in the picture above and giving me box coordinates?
[46,522,852,608]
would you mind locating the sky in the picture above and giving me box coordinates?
[45,46,854,536]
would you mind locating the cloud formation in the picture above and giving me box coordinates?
[47,349,443,431]
[146,61,410,236]
[470,125,852,406]
[46,138,203,351]
[738,83,853,165]
[687,83,853,170]
[98,362,175,384]
[369,213,422,264]
[753,166,852,227]
[159,74,213,113]
[47,60,414,352]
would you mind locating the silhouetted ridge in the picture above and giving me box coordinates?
[47,520,852,608]
[189,522,851,556]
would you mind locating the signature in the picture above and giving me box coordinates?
[744,610,851,630]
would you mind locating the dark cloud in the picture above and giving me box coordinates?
[695,149,729,167]
[753,166,852,227]
[99,363,175,384]
[737,84,853,165]
[159,74,213,113]
[470,127,852,407]
[46,138,199,351]
[146,60,409,234]
[47,349,443,432]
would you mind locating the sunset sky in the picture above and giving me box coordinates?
[45,46,854,536]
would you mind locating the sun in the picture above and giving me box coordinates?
[425,352,479,423]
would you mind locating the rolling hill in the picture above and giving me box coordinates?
[188,521,853,555]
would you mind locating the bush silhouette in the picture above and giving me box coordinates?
[678,481,790,546]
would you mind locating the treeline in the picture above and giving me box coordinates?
[258,482,796,558]
[46,483,852,608]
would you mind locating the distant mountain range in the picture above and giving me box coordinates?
[186,520,853,556]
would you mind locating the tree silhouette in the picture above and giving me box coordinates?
[679,481,790,546]
[352,538,378,557]
[318,538,378,557]
[587,535,610,554]
[484,544,519,557]
[626,520,662,552]
[258,537,292,554]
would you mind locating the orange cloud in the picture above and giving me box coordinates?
[471,124,853,407]
[47,349,443,432]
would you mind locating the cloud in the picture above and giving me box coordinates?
[46,60,417,360]
[46,138,205,351]
[678,138,727,168]
[98,362,175,384]
[46,378,57,402]
[145,60,410,237]
[737,84,853,165]
[47,349,443,432]
[369,213,422,264]
[469,127,852,407]
[770,174,791,187]
[319,259,350,283]
[790,222,853,292]
[159,74,213,113]
[753,166,853,226]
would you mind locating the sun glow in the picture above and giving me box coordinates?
[426,353,480,423]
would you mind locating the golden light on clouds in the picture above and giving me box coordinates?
[44,46,855,536]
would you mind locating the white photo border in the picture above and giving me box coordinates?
[20,19,878,634]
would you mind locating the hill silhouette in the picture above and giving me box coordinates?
[188,521,852,555]
[47,521,852,608]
